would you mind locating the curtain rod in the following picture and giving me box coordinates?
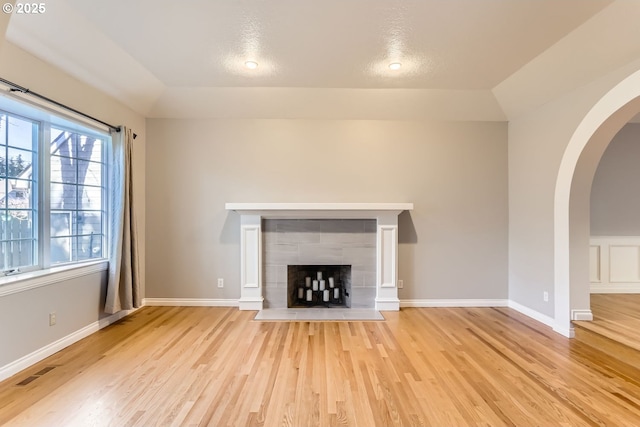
[0,77,137,139]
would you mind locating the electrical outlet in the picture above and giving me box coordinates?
[543,291,549,302]
[49,312,56,326]
[398,279,404,289]
[217,278,224,288]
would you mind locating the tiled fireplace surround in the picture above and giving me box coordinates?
[225,203,413,311]
[264,219,376,309]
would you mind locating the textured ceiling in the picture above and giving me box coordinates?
[62,0,609,89]
[7,0,638,120]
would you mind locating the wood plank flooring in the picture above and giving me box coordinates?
[2,306,640,426]
[574,294,640,352]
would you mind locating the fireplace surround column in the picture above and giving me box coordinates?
[226,203,413,311]
[376,212,400,310]
[239,214,263,310]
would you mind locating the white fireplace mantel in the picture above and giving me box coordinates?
[225,203,413,311]
[225,203,413,219]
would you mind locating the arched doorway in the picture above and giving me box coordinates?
[554,69,640,336]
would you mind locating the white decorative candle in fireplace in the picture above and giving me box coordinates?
[288,265,352,308]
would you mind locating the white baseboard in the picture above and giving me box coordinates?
[238,297,263,310]
[590,284,640,293]
[571,309,593,321]
[143,298,239,307]
[375,298,400,311]
[400,299,508,308]
[507,300,555,329]
[506,301,575,337]
[553,325,575,338]
[399,299,567,335]
[0,307,139,383]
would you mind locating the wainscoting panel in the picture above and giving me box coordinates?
[610,245,640,282]
[590,237,640,293]
[589,245,601,283]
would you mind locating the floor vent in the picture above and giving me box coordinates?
[16,376,38,386]
[16,366,56,386]
[34,366,56,376]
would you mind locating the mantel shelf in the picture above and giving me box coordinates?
[225,203,413,219]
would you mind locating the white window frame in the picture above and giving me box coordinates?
[47,123,108,266]
[0,110,39,274]
[0,94,110,291]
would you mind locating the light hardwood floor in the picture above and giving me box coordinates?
[2,305,640,426]
[573,293,640,372]
[575,294,640,352]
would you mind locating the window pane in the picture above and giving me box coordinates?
[50,211,72,237]
[7,115,36,151]
[50,182,77,210]
[0,114,6,178]
[5,239,34,269]
[79,186,101,210]
[78,160,102,186]
[2,210,34,240]
[50,128,66,148]
[77,234,102,261]
[50,234,103,264]
[50,236,71,264]
[0,210,8,239]
[51,129,75,158]
[6,148,32,178]
[0,112,37,272]
[5,179,32,212]
[49,127,106,265]
[0,114,6,148]
[76,211,102,236]
[77,137,102,161]
[51,154,77,183]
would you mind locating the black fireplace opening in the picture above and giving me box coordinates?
[287,265,351,308]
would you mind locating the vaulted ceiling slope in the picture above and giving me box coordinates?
[5,0,640,120]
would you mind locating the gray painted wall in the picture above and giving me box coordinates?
[591,123,640,236]
[508,94,588,318]
[0,270,108,367]
[508,59,640,320]
[0,40,146,371]
[146,119,509,302]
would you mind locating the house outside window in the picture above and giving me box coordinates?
[0,113,37,270]
[0,96,109,275]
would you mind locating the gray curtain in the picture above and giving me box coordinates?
[105,127,140,314]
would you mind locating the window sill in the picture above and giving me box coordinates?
[0,260,109,298]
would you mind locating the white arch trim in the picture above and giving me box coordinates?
[554,69,640,337]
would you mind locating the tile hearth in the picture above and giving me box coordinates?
[253,308,384,321]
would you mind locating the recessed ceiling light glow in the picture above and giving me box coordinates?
[389,62,402,71]
[245,61,259,69]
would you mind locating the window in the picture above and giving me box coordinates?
[0,113,37,271]
[0,96,109,275]
[50,128,105,263]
